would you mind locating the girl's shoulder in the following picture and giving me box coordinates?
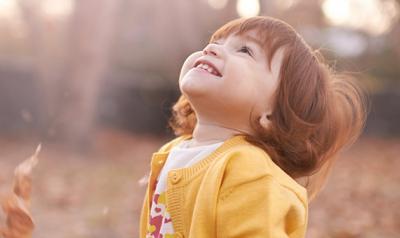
[220,141,308,204]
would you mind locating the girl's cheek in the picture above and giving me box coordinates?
[179,51,202,81]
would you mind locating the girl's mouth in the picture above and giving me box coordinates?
[193,60,222,77]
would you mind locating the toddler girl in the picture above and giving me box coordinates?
[140,16,367,238]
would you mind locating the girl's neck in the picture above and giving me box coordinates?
[190,121,251,147]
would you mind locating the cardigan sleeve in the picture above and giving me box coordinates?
[216,174,307,238]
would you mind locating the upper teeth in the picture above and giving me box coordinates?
[196,63,219,76]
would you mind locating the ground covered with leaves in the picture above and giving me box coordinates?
[0,128,399,238]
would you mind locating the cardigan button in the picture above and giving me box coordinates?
[170,171,182,184]
[175,232,184,238]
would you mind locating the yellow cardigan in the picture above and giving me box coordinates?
[139,134,308,238]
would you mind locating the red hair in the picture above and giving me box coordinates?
[168,16,368,200]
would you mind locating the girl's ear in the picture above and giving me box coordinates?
[259,112,272,129]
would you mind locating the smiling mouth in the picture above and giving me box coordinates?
[193,60,222,77]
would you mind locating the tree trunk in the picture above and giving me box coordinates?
[56,0,120,150]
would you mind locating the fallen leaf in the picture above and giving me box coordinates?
[0,144,40,238]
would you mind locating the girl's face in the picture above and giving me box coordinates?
[179,31,283,133]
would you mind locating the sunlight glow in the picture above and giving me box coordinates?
[276,0,298,10]
[41,0,74,17]
[207,0,229,10]
[236,0,260,17]
[0,0,25,39]
[322,0,399,35]
[323,0,350,25]
[0,0,18,19]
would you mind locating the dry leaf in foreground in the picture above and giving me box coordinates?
[0,144,41,238]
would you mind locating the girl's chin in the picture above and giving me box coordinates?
[180,85,208,98]
[180,81,216,98]
[179,70,223,97]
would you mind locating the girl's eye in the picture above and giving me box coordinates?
[238,46,253,56]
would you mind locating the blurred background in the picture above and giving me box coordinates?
[0,0,399,237]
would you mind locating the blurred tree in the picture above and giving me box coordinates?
[389,1,400,59]
[16,0,64,137]
[57,0,120,149]
[16,0,121,150]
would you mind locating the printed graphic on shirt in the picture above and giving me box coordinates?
[146,179,174,238]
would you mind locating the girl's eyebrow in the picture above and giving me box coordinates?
[241,35,263,48]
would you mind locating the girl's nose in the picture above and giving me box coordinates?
[202,43,221,57]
